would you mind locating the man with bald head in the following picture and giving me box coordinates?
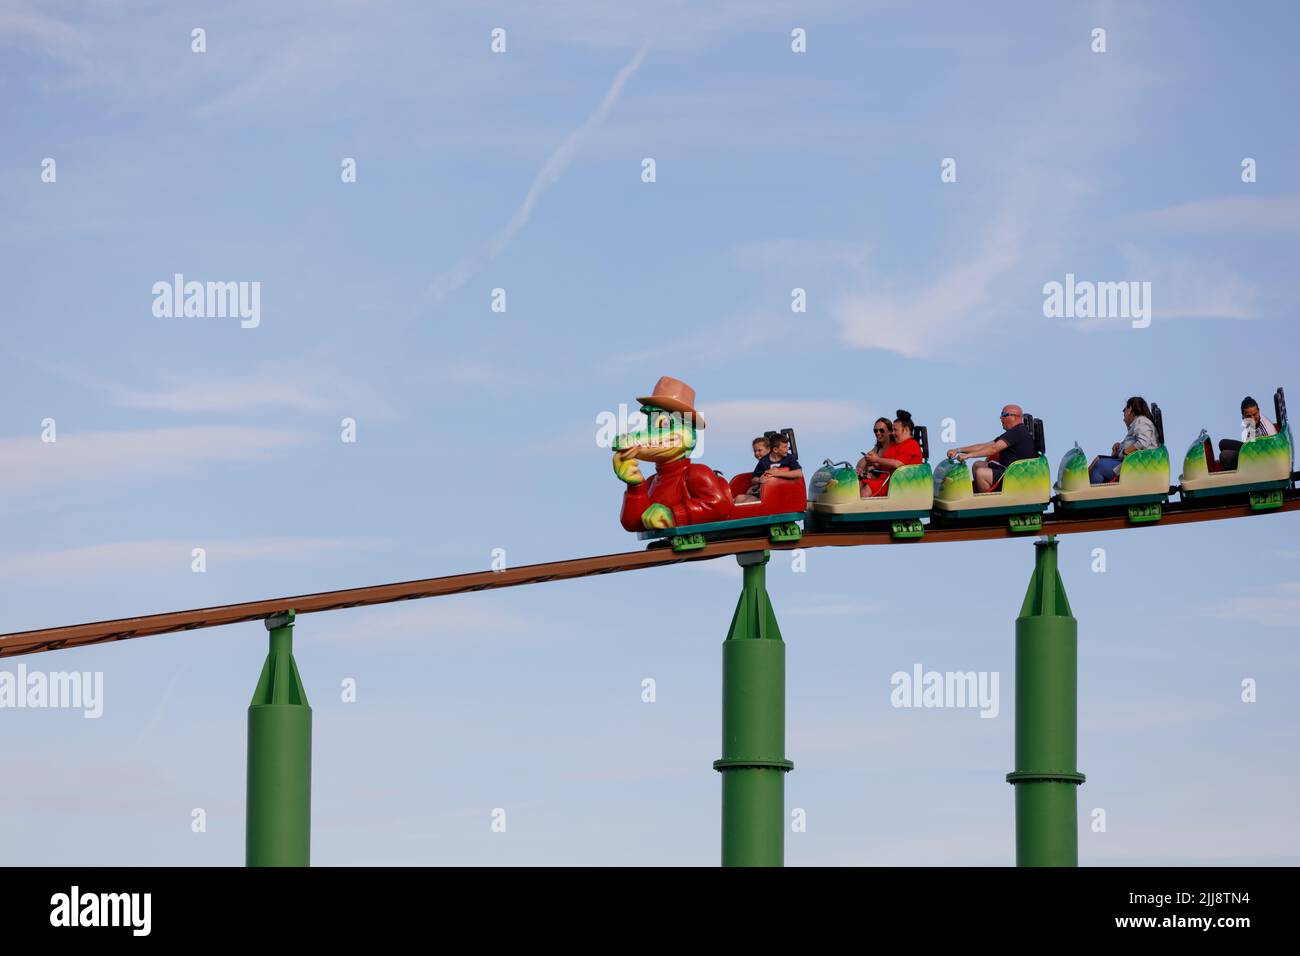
[947,404,1037,493]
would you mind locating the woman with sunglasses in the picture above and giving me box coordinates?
[856,418,894,484]
[860,411,925,497]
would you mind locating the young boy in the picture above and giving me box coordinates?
[737,431,803,503]
[764,432,803,487]
[734,435,771,503]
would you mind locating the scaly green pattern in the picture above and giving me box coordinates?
[1181,430,1211,482]
[934,457,973,501]
[1238,425,1294,478]
[1001,456,1051,499]
[811,460,935,507]
[1181,424,1293,483]
[884,463,934,505]
[1056,446,1089,493]
[935,455,1050,505]
[1116,446,1170,492]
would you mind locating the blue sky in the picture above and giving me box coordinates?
[2,0,1298,865]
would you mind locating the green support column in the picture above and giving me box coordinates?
[246,609,312,867]
[713,551,793,867]
[1006,537,1085,867]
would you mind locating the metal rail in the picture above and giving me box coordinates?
[2,493,1296,658]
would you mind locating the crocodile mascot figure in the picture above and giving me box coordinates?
[612,376,734,532]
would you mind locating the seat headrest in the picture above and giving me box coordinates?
[913,424,930,461]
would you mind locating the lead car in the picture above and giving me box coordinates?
[641,427,807,553]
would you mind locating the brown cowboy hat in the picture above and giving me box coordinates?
[637,375,707,428]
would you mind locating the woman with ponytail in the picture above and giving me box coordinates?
[1088,396,1159,484]
[861,409,924,497]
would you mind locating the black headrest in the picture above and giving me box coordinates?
[913,424,930,461]
[1151,403,1165,445]
[1024,414,1045,455]
[1275,388,1287,429]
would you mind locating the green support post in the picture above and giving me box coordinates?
[246,610,312,867]
[713,551,793,867]
[1006,537,1085,866]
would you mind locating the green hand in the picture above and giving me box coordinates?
[612,450,644,485]
[641,503,674,530]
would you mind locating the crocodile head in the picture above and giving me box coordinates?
[612,405,698,464]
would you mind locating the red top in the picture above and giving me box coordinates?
[862,438,924,497]
[621,458,734,531]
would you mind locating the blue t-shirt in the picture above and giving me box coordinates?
[754,453,800,477]
[996,423,1036,467]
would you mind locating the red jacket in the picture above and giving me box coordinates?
[621,458,734,531]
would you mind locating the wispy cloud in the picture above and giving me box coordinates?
[1206,583,1300,628]
[1106,245,1262,322]
[823,23,1159,358]
[425,42,650,305]
[832,195,1035,358]
[195,32,354,118]
[115,377,330,413]
[27,348,397,418]
[6,0,399,111]
[1129,194,1300,237]
[0,2,90,74]
[0,426,309,493]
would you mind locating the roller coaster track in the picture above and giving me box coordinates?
[2,492,1297,659]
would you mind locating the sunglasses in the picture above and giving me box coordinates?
[999,412,1017,418]
[874,427,889,433]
